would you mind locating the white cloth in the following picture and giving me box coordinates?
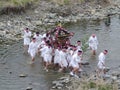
[97,52,106,69]
[28,41,38,58]
[33,34,42,45]
[54,49,61,64]
[40,46,52,62]
[76,43,83,51]
[23,30,31,45]
[67,49,74,64]
[37,40,46,50]
[69,53,82,68]
[88,36,98,50]
[42,33,46,38]
[59,51,68,67]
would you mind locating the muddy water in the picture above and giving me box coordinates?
[0,15,120,90]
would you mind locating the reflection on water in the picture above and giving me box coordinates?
[0,15,120,90]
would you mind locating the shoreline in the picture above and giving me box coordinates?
[0,0,120,45]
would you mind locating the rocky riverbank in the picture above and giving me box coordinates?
[0,0,120,45]
[50,66,120,90]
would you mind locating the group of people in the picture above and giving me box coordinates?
[88,34,108,77]
[23,27,108,78]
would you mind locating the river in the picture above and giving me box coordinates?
[0,15,120,90]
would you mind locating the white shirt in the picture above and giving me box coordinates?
[33,34,42,43]
[23,30,31,39]
[88,36,98,47]
[98,52,106,65]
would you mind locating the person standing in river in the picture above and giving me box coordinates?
[23,28,32,53]
[88,34,98,55]
[69,50,83,78]
[97,50,108,77]
[28,38,38,64]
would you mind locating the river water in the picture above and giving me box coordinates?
[0,15,120,90]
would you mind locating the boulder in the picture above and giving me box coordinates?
[26,87,32,90]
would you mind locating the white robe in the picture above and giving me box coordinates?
[40,46,52,62]
[67,49,74,64]
[88,36,98,50]
[76,43,83,51]
[59,51,68,67]
[54,49,61,64]
[33,34,42,46]
[69,53,82,68]
[28,41,38,58]
[23,30,31,45]
[97,52,106,69]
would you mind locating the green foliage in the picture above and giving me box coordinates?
[64,0,70,5]
[81,35,89,52]
[11,0,22,6]
[10,0,33,6]
[89,82,96,88]
[98,84,113,90]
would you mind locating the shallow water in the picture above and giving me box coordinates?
[67,15,120,73]
[0,15,120,90]
[0,41,63,90]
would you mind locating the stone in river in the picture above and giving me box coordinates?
[19,73,28,78]
[26,87,32,90]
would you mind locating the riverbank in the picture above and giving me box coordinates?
[0,0,120,45]
[0,1,120,90]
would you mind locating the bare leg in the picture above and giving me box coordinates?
[93,50,96,55]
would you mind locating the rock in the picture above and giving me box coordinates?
[52,86,56,89]
[112,71,120,77]
[116,80,120,83]
[34,10,39,14]
[9,71,12,74]
[34,21,42,26]
[19,73,28,78]
[0,31,6,36]
[81,61,89,65]
[59,77,69,80]
[26,87,32,90]
[56,82,63,87]
[26,17,31,22]
[46,13,56,19]
[111,76,117,81]
[57,86,62,89]
[52,81,59,85]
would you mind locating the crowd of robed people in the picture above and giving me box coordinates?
[22,26,108,78]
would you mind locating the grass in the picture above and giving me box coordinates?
[0,0,38,8]
[81,35,89,52]
[0,0,39,14]
[50,0,85,5]
[79,78,117,90]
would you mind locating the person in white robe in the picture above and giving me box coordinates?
[23,28,32,53]
[59,48,68,72]
[69,50,83,78]
[40,43,53,72]
[33,32,42,46]
[88,34,98,55]
[38,38,46,57]
[76,40,83,51]
[33,32,43,54]
[67,48,74,65]
[28,38,38,63]
[97,50,108,76]
[54,47,61,65]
